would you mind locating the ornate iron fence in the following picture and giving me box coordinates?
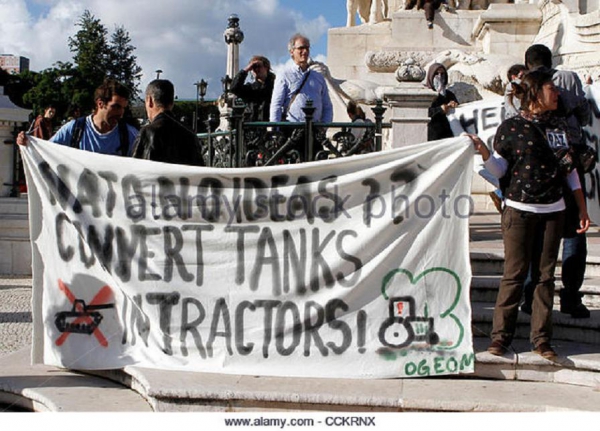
[198,99,390,168]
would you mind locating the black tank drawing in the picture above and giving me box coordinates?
[55,299,114,335]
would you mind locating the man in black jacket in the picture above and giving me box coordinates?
[132,79,204,166]
[230,55,275,121]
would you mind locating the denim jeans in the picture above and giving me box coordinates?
[492,207,564,347]
[561,172,588,298]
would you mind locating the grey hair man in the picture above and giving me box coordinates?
[269,34,333,160]
[270,33,333,124]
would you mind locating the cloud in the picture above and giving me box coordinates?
[0,0,332,100]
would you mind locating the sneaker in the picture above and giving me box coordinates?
[560,291,590,318]
[561,301,590,318]
[532,342,557,359]
[427,21,433,29]
[487,340,508,356]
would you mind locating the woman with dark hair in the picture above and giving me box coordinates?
[425,63,458,141]
[471,70,590,359]
[29,104,56,140]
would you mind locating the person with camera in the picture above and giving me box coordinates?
[231,55,276,122]
[470,69,590,360]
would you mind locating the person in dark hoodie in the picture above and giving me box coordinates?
[132,79,204,166]
[425,63,459,141]
[231,55,276,122]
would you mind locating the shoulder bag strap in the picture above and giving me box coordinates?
[117,120,130,156]
[70,117,87,149]
[284,70,311,119]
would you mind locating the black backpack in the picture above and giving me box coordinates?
[70,117,131,156]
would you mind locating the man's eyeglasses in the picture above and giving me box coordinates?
[294,45,310,51]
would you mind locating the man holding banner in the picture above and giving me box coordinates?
[17,79,138,157]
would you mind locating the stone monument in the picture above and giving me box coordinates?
[327,0,600,148]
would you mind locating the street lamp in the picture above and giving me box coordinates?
[221,75,232,97]
[194,79,208,134]
[199,79,208,102]
[155,69,163,79]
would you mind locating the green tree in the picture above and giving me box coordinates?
[68,10,110,109]
[108,26,142,99]
[22,65,72,116]
[0,68,35,109]
[11,10,143,121]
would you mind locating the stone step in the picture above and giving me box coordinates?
[471,274,600,309]
[0,241,31,275]
[0,217,30,241]
[0,349,153,412]
[0,197,29,216]
[0,197,30,245]
[471,301,600,345]
[472,337,600,389]
[89,353,600,412]
[471,249,600,277]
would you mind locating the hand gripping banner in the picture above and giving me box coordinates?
[448,85,600,224]
[21,136,475,379]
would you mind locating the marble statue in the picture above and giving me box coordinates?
[346,0,390,26]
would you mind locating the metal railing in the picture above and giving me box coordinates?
[197,99,390,168]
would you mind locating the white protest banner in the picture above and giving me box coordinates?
[448,95,505,148]
[448,96,505,188]
[21,136,475,379]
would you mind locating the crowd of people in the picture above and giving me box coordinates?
[16,37,596,360]
[18,33,338,163]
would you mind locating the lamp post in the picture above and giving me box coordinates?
[221,75,232,98]
[218,14,244,131]
[194,79,208,134]
[155,69,163,79]
[223,14,244,78]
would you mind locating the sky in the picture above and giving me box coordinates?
[0,0,347,100]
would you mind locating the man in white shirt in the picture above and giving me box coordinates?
[270,34,333,124]
[269,33,333,161]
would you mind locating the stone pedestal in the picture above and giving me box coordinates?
[327,10,485,86]
[472,4,542,59]
[382,83,437,148]
[0,87,30,198]
[0,197,31,275]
